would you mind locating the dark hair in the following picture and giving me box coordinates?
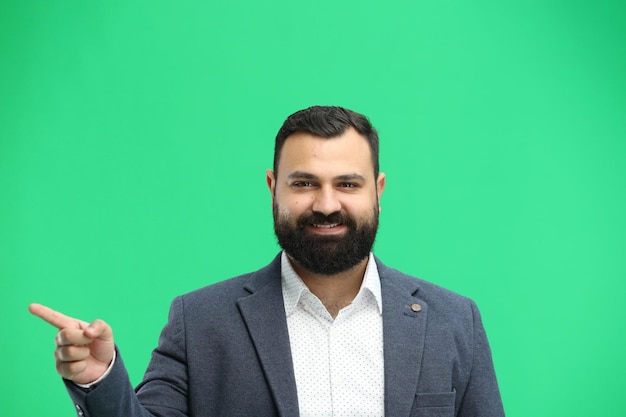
[273,106,380,177]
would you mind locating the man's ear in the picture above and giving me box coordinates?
[376,172,386,212]
[266,169,276,206]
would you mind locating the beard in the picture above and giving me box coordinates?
[273,204,379,276]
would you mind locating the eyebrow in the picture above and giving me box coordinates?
[286,171,366,182]
[335,173,366,182]
[286,171,317,180]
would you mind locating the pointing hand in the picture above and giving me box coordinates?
[29,303,115,385]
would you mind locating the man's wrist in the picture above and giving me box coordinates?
[73,349,117,389]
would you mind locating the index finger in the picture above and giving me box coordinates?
[28,303,88,330]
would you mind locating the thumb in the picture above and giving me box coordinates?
[83,319,114,342]
[82,319,115,366]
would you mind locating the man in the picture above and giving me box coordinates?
[30,106,504,416]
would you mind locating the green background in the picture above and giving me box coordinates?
[2,1,625,415]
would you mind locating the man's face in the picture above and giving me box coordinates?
[266,127,386,275]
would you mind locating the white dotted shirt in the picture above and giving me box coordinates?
[281,251,385,417]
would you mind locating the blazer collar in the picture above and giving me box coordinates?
[377,259,428,417]
[237,255,300,417]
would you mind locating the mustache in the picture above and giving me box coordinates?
[296,211,354,228]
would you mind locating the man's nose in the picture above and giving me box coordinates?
[311,187,342,215]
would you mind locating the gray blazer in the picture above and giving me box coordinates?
[66,255,504,417]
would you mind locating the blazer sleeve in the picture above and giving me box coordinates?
[64,348,157,417]
[64,297,190,417]
[457,300,505,417]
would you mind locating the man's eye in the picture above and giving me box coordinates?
[339,182,357,188]
[293,181,313,187]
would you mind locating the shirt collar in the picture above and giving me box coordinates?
[281,251,383,316]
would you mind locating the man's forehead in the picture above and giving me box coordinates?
[277,129,374,173]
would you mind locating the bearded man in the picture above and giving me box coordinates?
[30,106,504,417]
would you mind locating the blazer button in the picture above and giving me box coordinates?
[410,303,422,312]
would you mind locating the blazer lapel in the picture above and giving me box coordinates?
[237,258,300,417]
[378,261,428,417]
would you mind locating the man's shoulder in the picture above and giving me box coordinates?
[177,254,282,306]
[376,258,475,312]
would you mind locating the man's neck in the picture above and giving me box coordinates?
[288,255,369,318]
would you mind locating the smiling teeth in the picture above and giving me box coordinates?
[313,223,339,228]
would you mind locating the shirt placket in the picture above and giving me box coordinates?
[328,307,354,416]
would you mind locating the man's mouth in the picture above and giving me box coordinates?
[312,223,341,228]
